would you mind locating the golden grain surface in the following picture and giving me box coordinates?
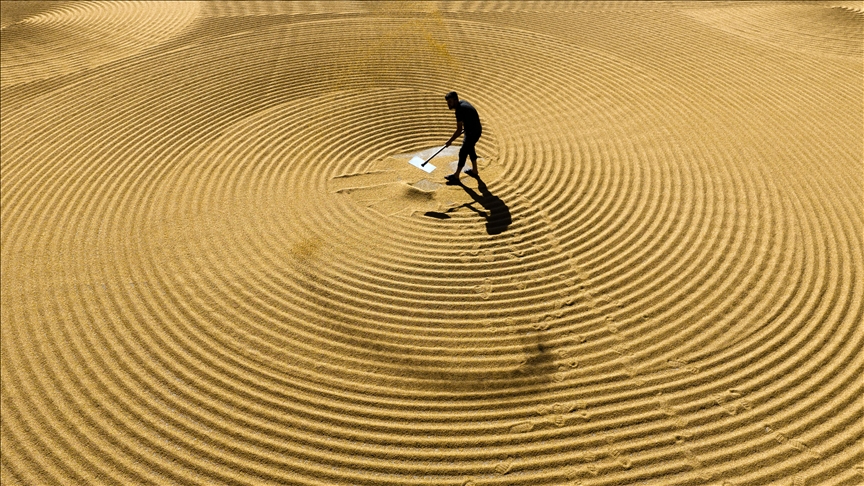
[2,2,862,485]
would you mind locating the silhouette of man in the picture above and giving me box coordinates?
[443,91,482,183]
[452,177,512,235]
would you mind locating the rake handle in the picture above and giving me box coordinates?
[421,146,448,166]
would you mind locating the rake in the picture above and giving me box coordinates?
[408,146,447,173]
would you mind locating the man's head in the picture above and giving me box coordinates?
[445,91,459,110]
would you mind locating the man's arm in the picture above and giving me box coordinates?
[445,121,463,147]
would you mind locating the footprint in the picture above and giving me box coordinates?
[609,448,632,469]
[601,436,633,470]
[764,424,789,444]
[530,315,550,331]
[558,294,576,307]
[679,446,713,479]
[659,395,678,418]
[494,456,515,475]
[713,394,738,416]
[667,357,700,374]
[671,415,689,429]
[674,432,694,444]
[552,411,566,427]
[555,348,579,369]
[612,344,643,381]
[713,389,753,415]
[612,344,630,355]
[790,439,822,460]
[575,400,590,421]
[533,402,575,426]
[658,394,690,429]
[551,402,571,427]
[510,421,534,434]
[764,424,823,460]
[554,370,567,382]
[474,278,493,300]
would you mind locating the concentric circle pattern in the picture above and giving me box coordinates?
[2,2,862,485]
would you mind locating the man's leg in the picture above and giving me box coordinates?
[447,146,470,181]
[464,137,479,176]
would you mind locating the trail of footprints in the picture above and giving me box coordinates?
[462,189,709,483]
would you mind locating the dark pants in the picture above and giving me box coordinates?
[459,131,481,168]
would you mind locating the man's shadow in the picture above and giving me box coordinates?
[451,174,512,235]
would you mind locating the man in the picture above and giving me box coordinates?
[443,91,482,182]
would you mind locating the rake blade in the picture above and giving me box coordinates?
[409,156,435,173]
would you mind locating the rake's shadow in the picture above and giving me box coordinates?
[452,175,512,235]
